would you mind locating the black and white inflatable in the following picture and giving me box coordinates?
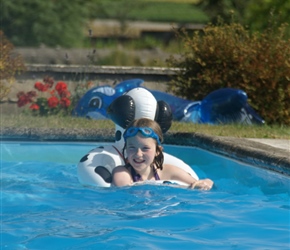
[77,87,199,187]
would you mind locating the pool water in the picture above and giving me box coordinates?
[1,142,289,249]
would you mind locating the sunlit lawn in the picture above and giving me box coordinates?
[1,113,289,139]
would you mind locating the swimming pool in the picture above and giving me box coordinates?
[1,142,289,249]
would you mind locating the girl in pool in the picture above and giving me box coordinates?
[112,118,213,190]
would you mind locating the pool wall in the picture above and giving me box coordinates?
[1,127,289,176]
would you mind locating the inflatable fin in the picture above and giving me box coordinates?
[155,100,172,133]
[200,88,264,124]
[114,78,144,94]
[107,95,135,129]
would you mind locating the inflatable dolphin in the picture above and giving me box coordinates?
[73,78,264,125]
[72,79,144,119]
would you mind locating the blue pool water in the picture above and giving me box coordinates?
[1,142,289,249]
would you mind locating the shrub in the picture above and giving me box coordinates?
[0,31,26,101]
[167,21,290,125]
[17,77,72,116]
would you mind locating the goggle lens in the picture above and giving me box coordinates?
[123,127,161,145]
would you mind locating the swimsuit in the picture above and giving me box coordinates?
[126,164,160,182]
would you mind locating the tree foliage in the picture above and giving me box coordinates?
[196,0,290,36]
[0,0,210,48]
[0,0,91,47]
[246,0,290,36]
[195,0,250,24]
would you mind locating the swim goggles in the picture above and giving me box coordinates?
[123,127,161,145]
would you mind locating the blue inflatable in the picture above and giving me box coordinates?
[72,79,264,125]
[72,79,144,120]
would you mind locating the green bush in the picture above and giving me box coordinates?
[167,21,290,125]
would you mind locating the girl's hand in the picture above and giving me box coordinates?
[189,178,213,190]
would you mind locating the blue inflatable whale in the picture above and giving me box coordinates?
[72,79,264,125]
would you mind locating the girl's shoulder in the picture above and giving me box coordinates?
[160,163,192,178]
[158,163,178,179]
[112,164,133,186]
[162,163,179,171]
[113,164,130,173]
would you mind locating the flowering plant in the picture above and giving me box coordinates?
[17,77,72,116]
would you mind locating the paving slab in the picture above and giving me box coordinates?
[247,138,289,151]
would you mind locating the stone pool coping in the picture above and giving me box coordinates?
[1,127,289,176]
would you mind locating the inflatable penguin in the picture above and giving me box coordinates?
[77,87,198,187]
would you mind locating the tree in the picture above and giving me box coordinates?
[196,0,290,35]
[195,0,250,24]
[245,0,290,36]
[0,0,91,47]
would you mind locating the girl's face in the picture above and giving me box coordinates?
[125,132,158,173]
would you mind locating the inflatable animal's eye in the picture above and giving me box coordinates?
[89,97,102,109]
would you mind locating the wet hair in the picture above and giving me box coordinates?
[122,118,164,170]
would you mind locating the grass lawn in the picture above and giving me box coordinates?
[1,114,289,139]
[93,0,208,23]
[127,1,208,23]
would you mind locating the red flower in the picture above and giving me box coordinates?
[59,89,71,98]
[60,97,71,108]
[34,78,54,92]
[27,91,37,99]
[44,83,52,90]
[43,76,54,88]
[47,96,59,108]
[55,81,67,95]
[17,78,72,115]
[34,82,48,92]
[17,92,34,107]
[29,103,40,110]
[17,95,29,107]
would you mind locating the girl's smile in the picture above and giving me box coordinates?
[125,133,157,176]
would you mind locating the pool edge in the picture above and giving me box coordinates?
[1,127,289,175]
[165,132,290,176]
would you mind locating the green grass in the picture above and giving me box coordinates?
[127,1,208,23]
[93,0,208,23]
[1,114,289,139]
[170,122,290,139]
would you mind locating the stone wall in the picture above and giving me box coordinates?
[1,64,179,114]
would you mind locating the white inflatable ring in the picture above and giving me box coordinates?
[77,146,198,188]
[77,87,199,188]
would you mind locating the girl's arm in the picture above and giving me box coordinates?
[188,179,213,190]
[112,166,133,187]
[162,164,213,190]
